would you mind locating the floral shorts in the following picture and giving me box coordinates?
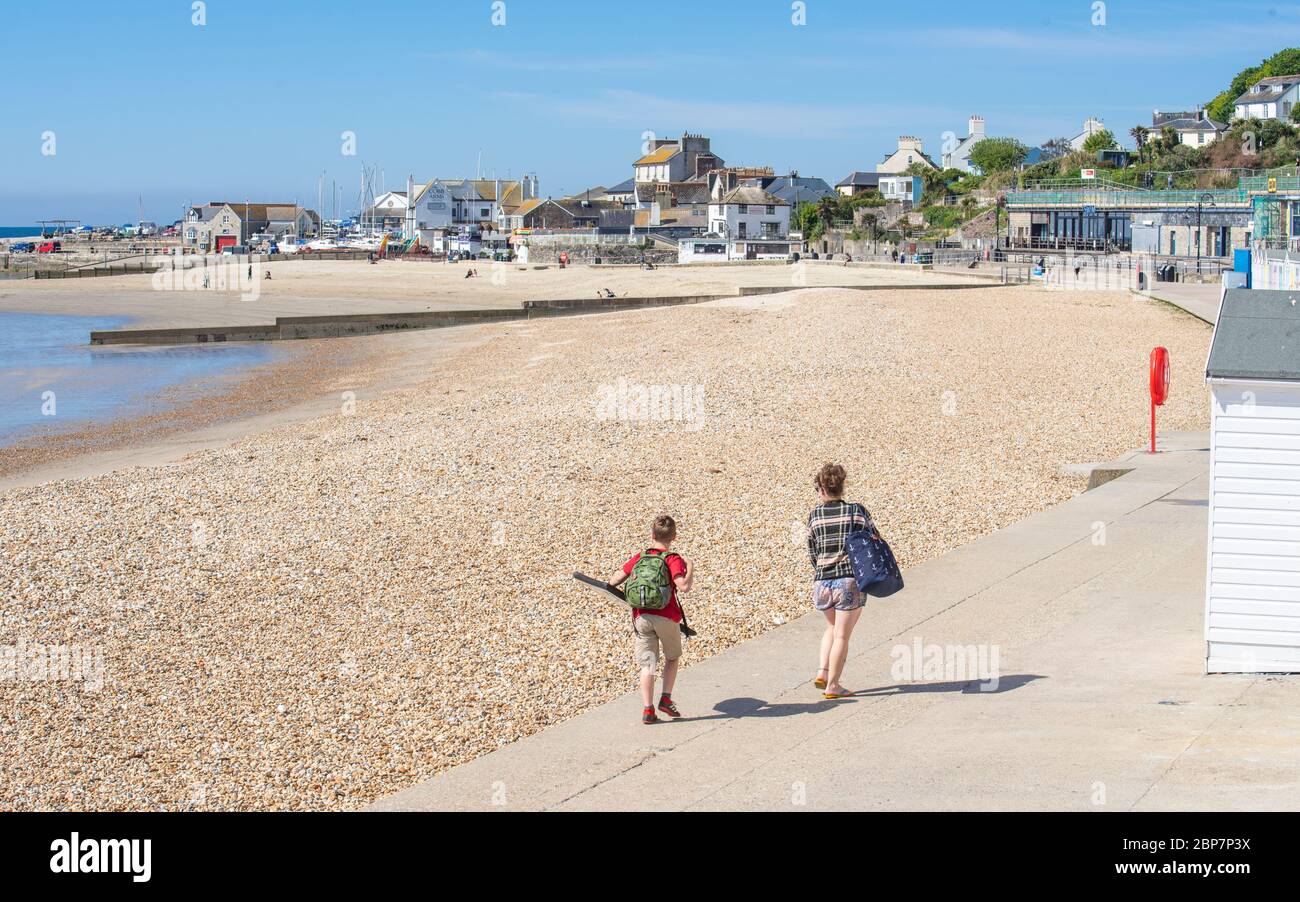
[813,577,865,612]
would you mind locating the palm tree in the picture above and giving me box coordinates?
[1130,126,1149,163]
[817,195,840,233]
[960,195,976,222]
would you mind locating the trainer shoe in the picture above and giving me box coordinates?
[657,695,681,718]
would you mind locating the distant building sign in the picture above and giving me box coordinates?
[1081,169,1097,179]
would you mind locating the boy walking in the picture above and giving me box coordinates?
[608,515,694,724]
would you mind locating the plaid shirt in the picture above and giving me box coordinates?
[807,499,874,581]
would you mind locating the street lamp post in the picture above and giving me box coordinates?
[1185,192,1215,274]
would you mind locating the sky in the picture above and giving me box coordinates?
[1,0,1298,224]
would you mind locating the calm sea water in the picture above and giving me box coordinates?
[0,312,276,445]
[0,226,42,239]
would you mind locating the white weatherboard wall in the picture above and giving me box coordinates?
[1207,379,1300,672]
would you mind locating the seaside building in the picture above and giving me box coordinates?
[181,202,319,252]
[628,132,731,210]
[876,136,939,174]
[836,171,886,197]
[879,175,923,206]
[1004,177,1253,256]
[504,197,616,231]
[1068,117,1107,151]
[403,179,454,247]
[1204,289,1300,673]
[1148,109,1227,147]
[679,184,797,263]
[942,116,986,174]
[603,178,636,205]
[1233,74,1300,121]
[633,132,724,186]
[1243,173,1300,288]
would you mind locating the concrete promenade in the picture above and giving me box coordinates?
[1146,282,1222,324]
[373,431,1300,812]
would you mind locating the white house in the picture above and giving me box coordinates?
[1069,117,1107,150]
[707,186,790,241]
[942,116,986,173]
[1204,289,1300,673]
[678,235,799,263]
[877,136,937,173]
[1234,74,1300,121]
[634,133,723,185]
[879,175,923,205]
[1150,110,1226,147]
[403,178,454,244]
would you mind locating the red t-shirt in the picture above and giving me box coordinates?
[623,549,687,623]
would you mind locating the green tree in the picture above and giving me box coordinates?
[960,195,976,222]
[1205,47,1300,124]
[1082,129,1118,153]
[1039,137,1072,160]
[816,194,839,233]
[1130,125,1149,163]
[968,137,1029,173]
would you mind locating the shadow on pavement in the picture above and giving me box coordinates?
[857,674,1045,695]
[683,674,1046,722]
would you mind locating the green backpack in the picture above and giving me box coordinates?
[624,551,674,611]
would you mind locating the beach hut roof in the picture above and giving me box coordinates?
[1207,289,1300,382]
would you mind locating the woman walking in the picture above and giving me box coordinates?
[807,463,873,699]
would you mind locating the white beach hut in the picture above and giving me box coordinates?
[1205,288,1300,673]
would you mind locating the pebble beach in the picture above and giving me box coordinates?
[0,280,1211,811]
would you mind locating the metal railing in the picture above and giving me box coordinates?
[1006,187,1249,209]
[1240,174,1300,193]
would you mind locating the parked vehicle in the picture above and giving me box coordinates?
[9,242,35,253]
[36,241,62,253]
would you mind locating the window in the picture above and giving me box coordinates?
[766,205,776,214]
[739,204,748,214]
[762,221,779,238]
[738,222,748,238]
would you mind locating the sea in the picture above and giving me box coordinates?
[0,226,42,239]
[0,312,277,445]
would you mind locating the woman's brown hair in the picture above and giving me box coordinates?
[814,463,846,498]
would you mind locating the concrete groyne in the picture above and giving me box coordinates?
[90,282,1001,345]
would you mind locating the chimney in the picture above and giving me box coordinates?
[969,115,985,138]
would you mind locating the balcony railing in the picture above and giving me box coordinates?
[1006,188,1249,209]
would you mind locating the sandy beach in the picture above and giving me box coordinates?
[0,266,1212,811]
[0,258,985,328]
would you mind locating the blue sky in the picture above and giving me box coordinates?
[1,0,1297,224]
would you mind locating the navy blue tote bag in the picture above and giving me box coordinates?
[844,504,904,598]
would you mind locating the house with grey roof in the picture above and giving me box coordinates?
[943,116,987,173]
[603,178,636,205]
[1233,74,1300,122]
[1150,109,1227,147]
[754,174,836,207]
[836,171,885,197]
[1204,288,1300,673]
[181,202,319,251]
[708,186,790,240]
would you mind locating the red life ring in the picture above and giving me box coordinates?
[1150,347,1171,407]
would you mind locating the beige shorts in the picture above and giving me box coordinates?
[633,614,683,670]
